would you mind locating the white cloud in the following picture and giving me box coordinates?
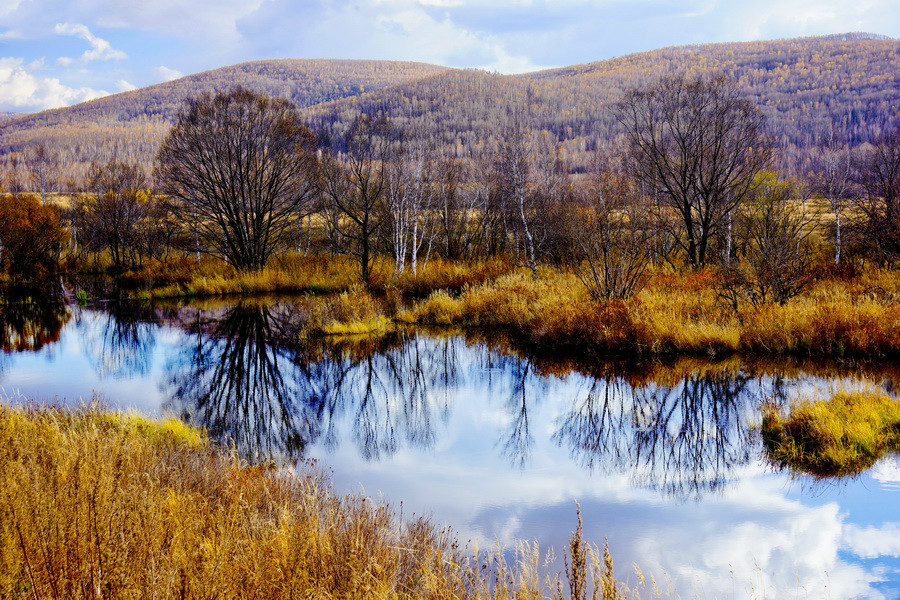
[153,65,183,82]
[116,79,136,91]
[843,522,900,559]
[54,22,127,65]
[0,57,109,112]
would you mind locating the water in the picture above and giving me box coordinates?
[2,297,899,598]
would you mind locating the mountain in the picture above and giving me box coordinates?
[0,59,451,179]
[2,34,898,183]
[307,34,900,162]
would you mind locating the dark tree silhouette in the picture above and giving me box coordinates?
[619,74,771,267]
[155,88,320,271]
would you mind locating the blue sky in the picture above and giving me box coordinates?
[1,0,898,113]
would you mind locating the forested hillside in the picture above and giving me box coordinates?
[1,34,898,184]
[0,60,450,180]
[309,33,900,161]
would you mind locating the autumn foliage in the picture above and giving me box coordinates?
[0,195,67,282]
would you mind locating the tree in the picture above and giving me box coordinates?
[852,127,900,262]
[320,115,391,284]
[28,144,57,205]
[619,74,771,267]
[572,161,655,300]
[716,173,813,309]
[83,160,162,270]
[496,106,539,278]
[808,131,853,265]
[155,88,320,271]
[0,195,67,282]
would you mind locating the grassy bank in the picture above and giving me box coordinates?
[80,255,513,300]
[72,253,900,359]
[0,405,654,599]
[399,267,900,358]
[762,391,900,477]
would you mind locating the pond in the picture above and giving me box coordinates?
[2,296,899,598]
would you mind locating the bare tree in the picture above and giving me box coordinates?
[83,160,169,270]
[717,173,814,309]
[320,115,390,284]
[619,74,771,267]
[852,127,900,263]
[808,123,853,265]
[155,88,320,271]
[572,160,655,300]
[497,104,538,277]
[385,141,434,275]
[29,144,57,205]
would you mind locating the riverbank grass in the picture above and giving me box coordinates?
[762,391,900,477]
[0,404,654,599]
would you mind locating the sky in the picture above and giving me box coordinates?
[0,0,898,113]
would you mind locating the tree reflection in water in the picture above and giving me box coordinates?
[164,303,321,461]
[0,287,69,354]
[553,371,761,499]
[162,303,460,462]
[82,302,163,378]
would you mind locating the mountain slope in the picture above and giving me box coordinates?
[306,34,900,161]
[2,59,451,133]
[2,34,898,182]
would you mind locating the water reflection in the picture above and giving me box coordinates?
[0,290,69,353]
[1,296,898,595]
[554,372,757,499]
[5,295,895,503]
[82,301,161,378]
[163,303,322,460]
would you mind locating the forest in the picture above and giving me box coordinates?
[1,33,898,183]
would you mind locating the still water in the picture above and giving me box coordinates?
[2,297,900,598]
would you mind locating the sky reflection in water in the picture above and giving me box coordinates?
[1,299,899,598]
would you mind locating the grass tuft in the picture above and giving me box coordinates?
[762,391,900,477]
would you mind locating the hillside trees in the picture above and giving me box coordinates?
[155,88,320,271]
[618,74,771,267]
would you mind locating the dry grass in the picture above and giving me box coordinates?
[761,390,900,477]
[0,404,667,599]
[100,254,514,301]
[400,266,900,358]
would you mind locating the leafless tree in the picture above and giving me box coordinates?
[852,127,900,263]
[83,160,169,270]
[497,104,538,277]
[385,141,435,275]
[717,174,814,309]
[155,88,320,271]
[28,144,57,205]
[320,115,390,284]
[808,122,853,265]
[619,74,771,267]
[571,160,655,300]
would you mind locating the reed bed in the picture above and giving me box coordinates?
[0,404,660,600]
[401,267,900,358]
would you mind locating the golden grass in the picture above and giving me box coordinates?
[0,404,660,599]
[400,267,900,358]
[762,391,900,477]
[105,254,514,301]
